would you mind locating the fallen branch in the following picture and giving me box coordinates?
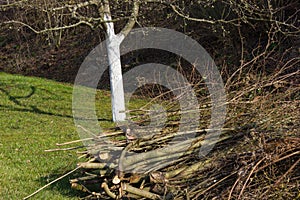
[122,183,162,200]
[23,166,81,200]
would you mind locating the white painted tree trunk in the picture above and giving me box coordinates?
[104,13,126,122]
[102,0,139,122]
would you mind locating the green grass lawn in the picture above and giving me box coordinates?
[0,72,116,199]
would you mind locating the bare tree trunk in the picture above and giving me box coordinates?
[102,0,139,122]
[104,10,126,122]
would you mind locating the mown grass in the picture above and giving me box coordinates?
[0,72,118,199]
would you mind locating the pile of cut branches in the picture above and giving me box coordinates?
[57,96,299,200]
[45,62,299,199]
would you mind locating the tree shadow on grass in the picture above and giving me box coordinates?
[0,85,113,122]
[0,86,35,106]
[0,104,74,118]
[0,86,75,118]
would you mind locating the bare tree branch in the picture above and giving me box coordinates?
[170,4,239,26]
[120,0,140,37]
[3,20,95,33]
